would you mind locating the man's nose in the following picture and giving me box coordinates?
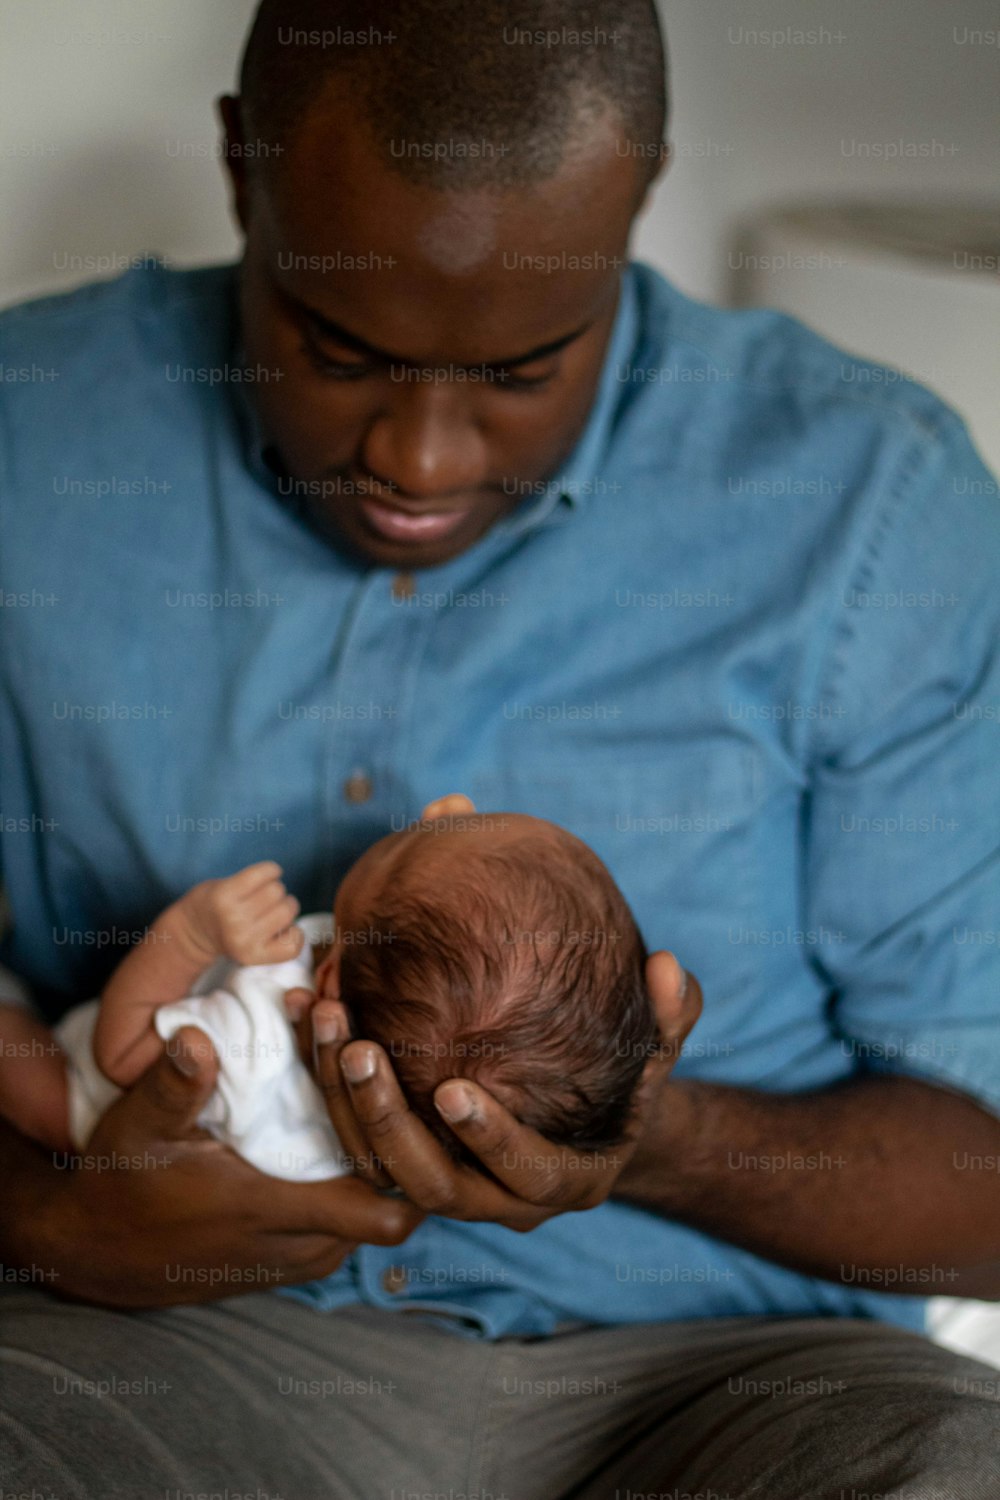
[361,383,489,500]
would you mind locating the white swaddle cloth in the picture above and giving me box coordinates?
[53,912,349,1181]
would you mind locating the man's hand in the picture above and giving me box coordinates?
[5,1024,422,1308]
[0,1003,72,1153]
[290,952,702,1232]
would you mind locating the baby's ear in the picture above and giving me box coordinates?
[314,948,341,1000]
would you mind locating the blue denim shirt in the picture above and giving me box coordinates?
[1,261,998,1338]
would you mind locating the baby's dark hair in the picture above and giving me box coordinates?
[338,817,657,1167]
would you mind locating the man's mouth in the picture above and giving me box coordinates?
[358,497,472,544]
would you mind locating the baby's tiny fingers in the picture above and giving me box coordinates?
[272,893,301,928]
[243,892,300,934]
[244,876,295,912]
[266,924,305,956]
[227,860,284,891]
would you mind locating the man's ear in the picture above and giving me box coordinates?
[631,141,671,221]
[217,94,251,235]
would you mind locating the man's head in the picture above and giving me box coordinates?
[220,1,669,569]
[318,812,657,1164]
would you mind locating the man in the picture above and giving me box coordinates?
[1,2,998,1496]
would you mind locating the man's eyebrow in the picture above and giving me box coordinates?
[289,294,595,370]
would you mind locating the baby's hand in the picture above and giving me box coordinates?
[421,793,476,820]
[186,862,304,968]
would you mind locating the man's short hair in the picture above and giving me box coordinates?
[239,0,668,189]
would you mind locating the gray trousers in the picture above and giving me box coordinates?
[1,1286,998,1500]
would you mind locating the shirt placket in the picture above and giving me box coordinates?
[319,567,436,887]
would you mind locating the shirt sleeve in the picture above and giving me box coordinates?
[803,406,1000,1116]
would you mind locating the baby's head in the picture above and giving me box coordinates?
[321,811,657,1165]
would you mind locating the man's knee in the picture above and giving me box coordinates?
[666,1327,1000,1500]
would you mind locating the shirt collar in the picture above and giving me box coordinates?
[229,260,642,527]
[225,272,282,491]
[236,389,277,489]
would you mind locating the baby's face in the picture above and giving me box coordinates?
[317,811,563,1001]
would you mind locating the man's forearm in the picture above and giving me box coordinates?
[0,1113,65,1280]
[616,1074,1000,1298]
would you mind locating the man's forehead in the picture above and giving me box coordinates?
[253,138,633,365]
[414,198,504,276]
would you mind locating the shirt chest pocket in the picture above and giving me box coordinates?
[466,740,766,986]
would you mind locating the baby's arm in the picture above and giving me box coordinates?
[94,861,303,1088]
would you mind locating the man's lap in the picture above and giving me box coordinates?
[1,1285,998,1500]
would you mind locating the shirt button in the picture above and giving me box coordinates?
[392,572,416,601]
[343,771,374,804]
[381,1265,409,1295]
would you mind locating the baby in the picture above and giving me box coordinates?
[2,801,657,1181]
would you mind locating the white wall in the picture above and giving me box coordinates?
[634,0,1000,303]
[1,0,997,443]
[0,0,259,306]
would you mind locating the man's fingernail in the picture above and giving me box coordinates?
[664,952,688,997]
[170,1041,200,1077]
[435,1084,476,1123]
[341,1047,377,1083]
[313,1010,342,1044]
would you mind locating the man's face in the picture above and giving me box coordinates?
[225,92,647,570]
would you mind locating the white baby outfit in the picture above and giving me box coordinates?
[54,913,349,1181]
